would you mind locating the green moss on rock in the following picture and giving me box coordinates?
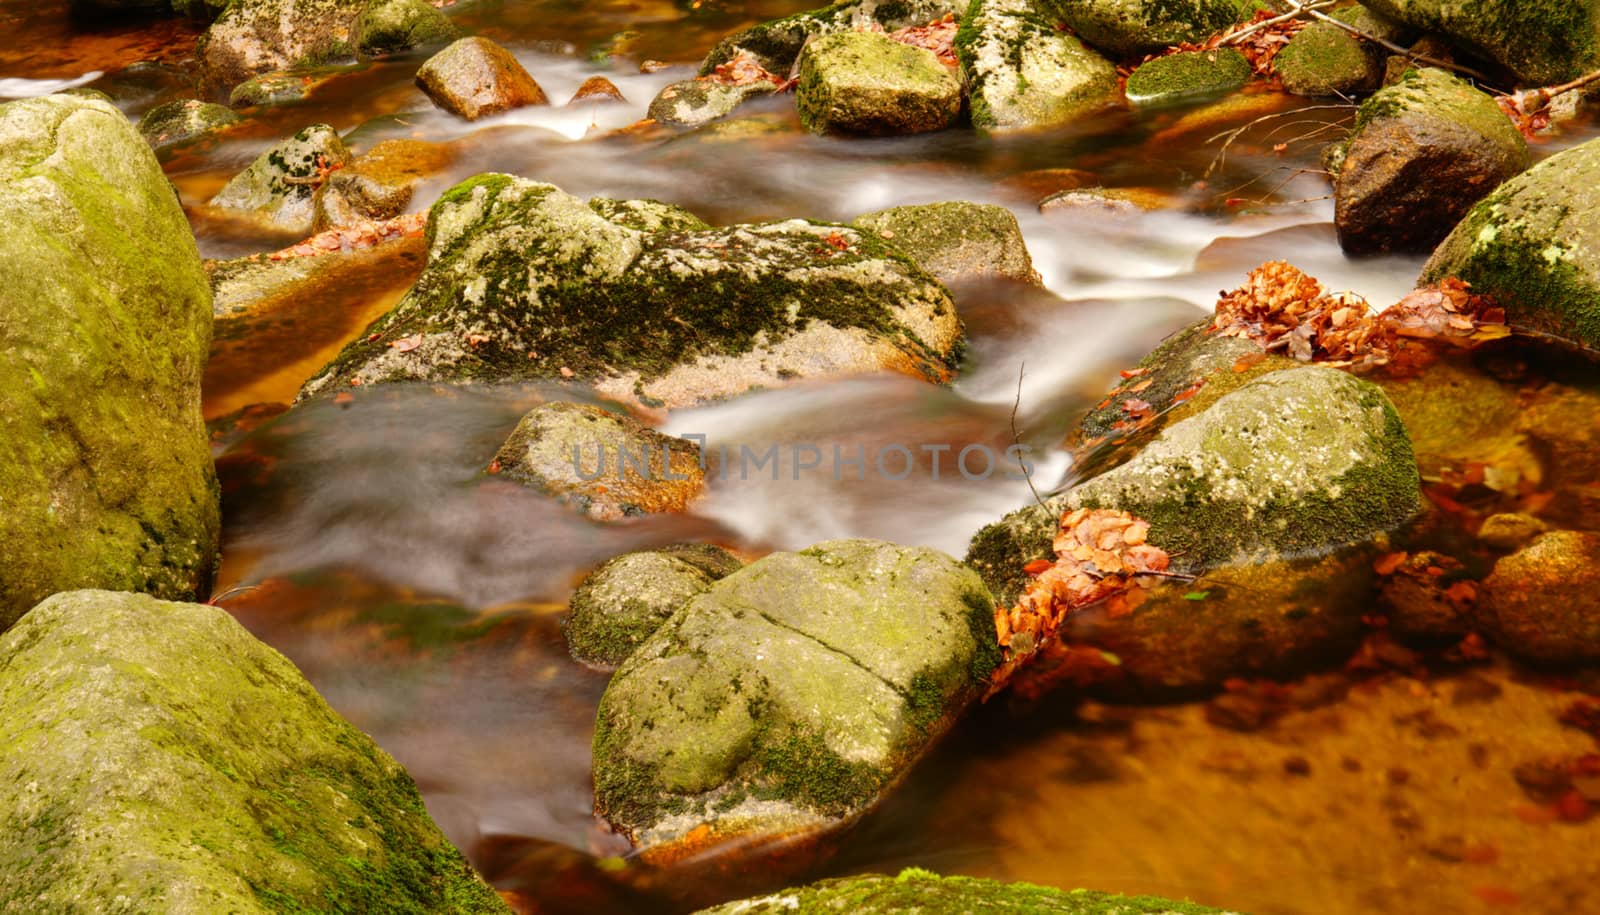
[199,0,367,91]
[699,0,968,75]
[853,200,1040,286]
[136,98,240,150]
[0,94,219,631]
[795,31,962,136]
[1359,0,1600,84]
[1051,0,1258,58]
[209,123,354,235]
[354,0,459,59]
[588,196,711,232]
[956,0,1121,131]
[1274,20,1382,97]
[1126,48,1251,106]
[565,544,743,668]
[0,590,509,913]
[647,78,779,129]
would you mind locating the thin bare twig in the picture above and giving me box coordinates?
[1010,362,1050,513]
[1285,0,1503,88]
[1222,0,1339,46]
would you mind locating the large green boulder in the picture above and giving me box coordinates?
[1052,0,1259,58]
[956,0,1121,130]
[853,200,1040,286]
[1358,0,1600,84]
[0,590,509,913]
[298,175,962,408]
[209,123,354,235]
[1274,8,1406,97]
[696,869,1239,914]
[353,0,459,59]
[1333,68,1528,255]
[1125,48,1251,107]
[968,367,1421,693]
[795,31,962,136]
[0,94,219,631]
[592,539,1000,859]
[199,0,367,91]
[1423,136,1600,350]
[700,0,967,75]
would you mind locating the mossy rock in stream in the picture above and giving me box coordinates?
[1050,0,1263,58]
[967,367,1421,693]
[592,539,1000,861]
[956,0,1121,131]
[699,0,969,75]
[646,78,780,129]
[298,174,963,409]
[0,93,219,632]
[853,200,1040,287]
[565,544,744,668]
[1357,0,1600,84]
[353,0,460,60]
[136,98,240,150]
[695,868,1242,913]
[1125,48,1251,107]
[0,590,509,914]
[415,37,550,120]
[795,31,962,136]
[1273,7,1409,98]
[209,123,354,235]
[199,0,367,91]
[1422,135,1600,351]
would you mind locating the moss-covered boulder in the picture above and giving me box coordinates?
[647,78,778,129]
[1422,136,1600,350]
[853,200,1039,286]
[695,869,1240,914]
[1332,68,1528,256]
[1126,49,1251,107]
[795,31,961,136]
[1274,11,1396,98]
[0,94,219,631]
[298,175,962,408]
[967,367,1421,693]
[1358,0,1600,84]
[209,123,353,235]
[1053,0,1258,58]
[199,0,366,91]
[354,0,459,59]
[593,539,1000,859]
[700,0,968,76]
[1479,531,1600,664]
[0,590,509,913]
[416,37,549,120]
[956,0,1121,131]
[228,70,323,108]
[312,137,456,231]
[489,402,706,519]
[136,98,240,151]
[564,544,743,668]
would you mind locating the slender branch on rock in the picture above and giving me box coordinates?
[1512,66,1600,115]
[1284,0,1502,87]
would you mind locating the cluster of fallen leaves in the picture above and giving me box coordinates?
[1496,90,1555,140]
[864,13,960,68]
[268,212,427,261]
[703,50,790,88]
[990,508,1171,692]
[1211,261,1510,371]
[1153,9,1307,79]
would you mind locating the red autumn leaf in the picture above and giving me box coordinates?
[1373,552,1408,575]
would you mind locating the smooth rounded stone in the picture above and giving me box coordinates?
[1359,0,1600,84]
[564,544,743,668]
[647,78,777,128]
[1423,136,1600,351]
[1478,513,1550,551]
[569,75,627,105]
[489,402,706,519]
[298,175,962,408]
[198,0,367,92]
[853,201,1038,286]
[794,31,960,136]
[0,94,219,631]
[353,0,459,59]
[1332,68,1528,256]
[699,0,968,75]
[694,869,1240,914]
[227,69,342,108]
[209,123,353,235]
[415,37,549,120]
[1126,48,1251,106]
[968,367,1421,693]
[1274,20,1383,97]
[1053,0,1260,57]
[956,0,1120,131]
[312,137,456,231]
[1480,531,1600,664]
[136,98,240,150]
[592,539,1000,860]
[0,591,509,914]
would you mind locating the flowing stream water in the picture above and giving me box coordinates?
[7,1,1600,912]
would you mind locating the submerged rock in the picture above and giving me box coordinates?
[0,590,509,913]
[956,0,1120,131]
[1125,49,1251,107]
[0,94,219,630]
[1054,0,1258,58]
[416,37,549,120]
[1478,513,1549,551]
[209,123,353,235]
[592,539,999,859]
[299,175,962,408]
[353,0,459,59]
[1333,68,1528,256]
[968,367,1421,693]
[136,98,240,150]
[199,0,366,91]
[853,201,1039,286]
[695,869,1239,914]
[1423,136,1600,351]
[795,31,960,136]
[565,544,744,668]
[700,0,966,75]
[1480,531,1600,664]
[228,70,328,108]
[647,78,778,129]
[489,401,706,519]
[312,137,457,230]
[1358,0,1600,84]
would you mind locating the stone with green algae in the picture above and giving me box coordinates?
[853,200,1040,286]
[592,539,1000,859]
[564,543,743,668]
[646,78,779,129]
[1357,0,1600,84]
[1051,0,1263,58]
[1125,48,1250,107]
[955,0,1120,131]
[198,0,367,91]
[0,93,219,632]
[0,590,509,914]
[353,0,459,59]
[795,31,962,136]
[209,123,354,234]
[136,98,240,149]
[698,0,968,76]
[1273,7,1409,98]
[297,174,963,408]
